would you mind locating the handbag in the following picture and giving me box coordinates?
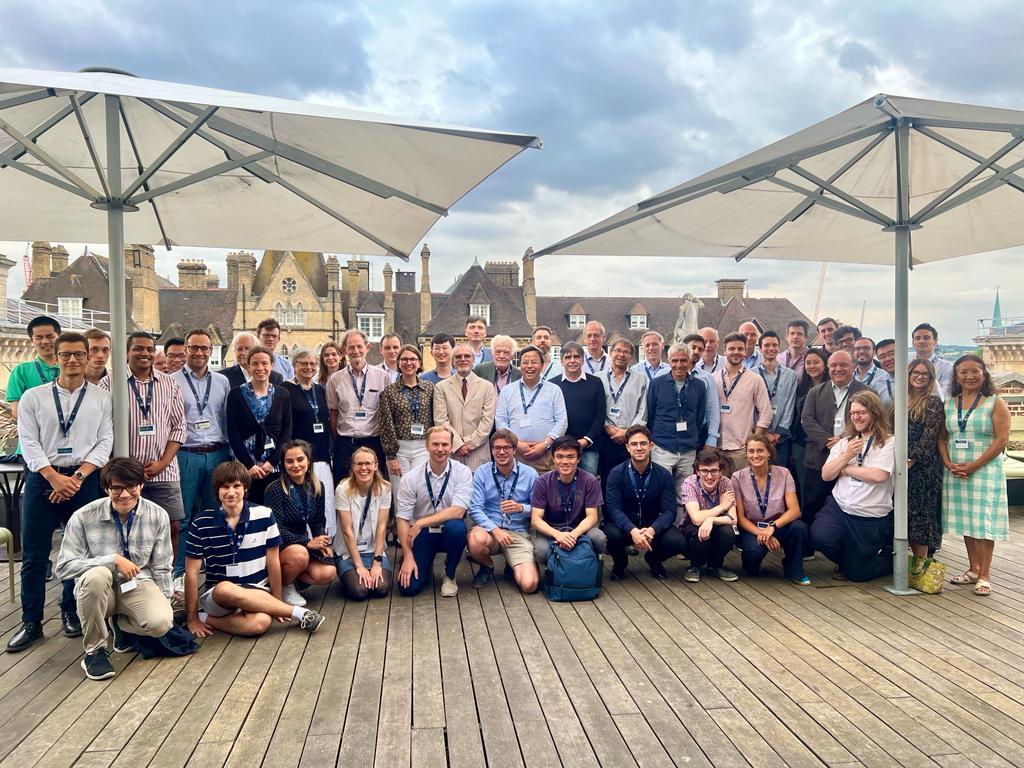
[544,534,603,602]
[908,555,946,594]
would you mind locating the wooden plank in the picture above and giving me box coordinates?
[707,707,787,768]
[612,713,675,768]
[307,600,366,737]
[374,590,412,768]
[184,741,231,768]
[410,728,446,768]
[70,752,117,768]
[337,593,391,766]
[435,582,485,767]
[412,587,445,730]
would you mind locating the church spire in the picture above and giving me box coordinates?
[993,286,1002,330]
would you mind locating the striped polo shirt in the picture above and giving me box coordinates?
[184,503,281,589]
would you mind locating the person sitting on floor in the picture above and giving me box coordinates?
[334,446,394,601]
[679,448,739,583]
[183,461,325,638]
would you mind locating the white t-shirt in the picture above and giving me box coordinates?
[334,481,393,556]
[829,435,895,518]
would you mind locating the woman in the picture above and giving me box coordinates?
[734,434,809,584]
[791,348,829,502]
[283,349,336,538]
[335,446,393,600]
[810,390,895,581]
[378,344,435,498]
[226,345,292,503]
[939,355,1010,596]
[904,359,944,558]
[679,448,739,583]
[317,342,344,386]
[264,440,336,605]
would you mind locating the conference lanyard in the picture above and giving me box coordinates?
[519,381,543,415]
[703,357,720,374]
[558,473,578,519]
[607,370,631,403]
[856,435,875,466]
[52,381,87,439]
[129,376,153,420]
[300,384,320,423]
[542,361,556,379]
[35,360,56,384]
[111,508,136,560]
[749,469,772,519]
[492,464,520,501]
[860,366,877,385]
[425,465,451,511]
[720,369,743,401]
[402,385,422,423]
[585,356,607,373]
[289,484,313,520]
[834,386,850,415]
[222,504,249,564]
[349,367,368,406]
[957,393,982,433]
[629,465,649,505]
[758,366,781,399]
[184,371,212,416]
[886,378,893,399]
[356,490,374,545]
[675,378,690,420]
[698,482,720,509]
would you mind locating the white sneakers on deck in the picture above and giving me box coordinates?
[440,576,459,597]
[282,584,307,606]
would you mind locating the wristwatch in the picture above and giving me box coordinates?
[373,555,383,563]
[73,470,85,481]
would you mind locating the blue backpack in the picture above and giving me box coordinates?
[544,535,603,602]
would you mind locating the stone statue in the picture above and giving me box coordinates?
[674,293,704,344]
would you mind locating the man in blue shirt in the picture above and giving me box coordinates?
[466,429,540,593]
[630,331,670,380]
[603,426,686,581]
[683,334,722,447]
[646,343,707,496]
[757,331,799,469]
[495,345,567,472]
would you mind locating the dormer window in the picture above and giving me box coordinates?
[357,313,385,342]
[469,303,491,325]
[629,314,648,330]
[58,297,83,319]
[568,314,587,329]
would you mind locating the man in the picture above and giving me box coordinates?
[852,337,881,386]
[696,327,726,374]
[715,333,773,472]
[153,350,169,374]
[912,322,954,396]
[682,334,722,448]
[8,331,112,653]
[738,321,762,369]
[832,325,861,353]
[420,333,455,384]
[474,335,522,394]
[530,436,606,563]
[171,329,231,583]
[646,343,708,495]
[434,343,495,471]
[601,339,648,480]
[603,425,686,581]
[184,461,325,638]
[630,330,670,380]
[873,339,897,407]
[582,320,609,373]
[378,333,402,383]
[163,338,187,374]
[327,329,391,480]
[757,331,799,468]
[396,426,472,597]
[103,332,187,562]
[55,458,174,680]
[7,315,61,420]
[778,319,810,379]
[256,318,294,380]
[466,429,540,592]
[816,317,839,354]
[495,345,567,472]
[84,329,111,385]
[555,342,606,476]
[800,350,868,527]
[531,325,563,380]
[465,316,492,366]
[220,332,284,389]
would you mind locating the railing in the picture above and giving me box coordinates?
[1,298,111,331]
[977,317,1024,337]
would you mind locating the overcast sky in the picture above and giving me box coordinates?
[1,0,1021,344]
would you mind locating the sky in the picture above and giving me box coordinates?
[0,0,1021,344]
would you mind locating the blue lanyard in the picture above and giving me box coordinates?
[558,473,578,520]
[856,435,875,466]
[111,508,136,560]
[586,356,606,373]
[300,384,320,422]
[425,465,451,511]
[957,393,981,434]
[356,490,374,544]
[519,381,543,415]
[675,377,690,420]
[607,370,631,403]
[749,468,772,518]
[129,376,153,420]
[628,464,649,505]
[222,504,249,564]
[289,483,314,520]
[349,367,368,406]
[35,360,56,383]
[184,371,212,416]
[758,366,781,399]
[703,357,720,374]
[52,381,87,438]
[492,463,520,500]
[720,369,743,401]
[402,385,422,422]
[698,481,720,509]
[886,378,893,399]
[860,366,877,385]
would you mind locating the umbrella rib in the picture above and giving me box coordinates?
[122,105,219,200]
[915,152,1024,224]
[119,101,173,250]
[0,93,96,168]
[3,160,95,200]
[127,149,274,204]
[69,94,110,199]
[0,114,102,199]
[787,164,895,227]
[766,176,888,225]
[0,88,57,113]
[913,125,1024,195]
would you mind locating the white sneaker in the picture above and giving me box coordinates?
[282,584,307,606]
[440,576,459,597]
[172,575,185,594]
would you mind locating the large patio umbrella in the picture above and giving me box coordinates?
[535,93,1024,592]
[0,66,540,452]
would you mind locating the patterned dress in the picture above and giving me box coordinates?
[942,397,1009,540]
[907,395,944,549]
[263,480,334,563]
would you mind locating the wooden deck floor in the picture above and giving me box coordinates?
[1,512,1024,768]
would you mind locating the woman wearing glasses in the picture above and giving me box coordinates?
[679,448,739,583]
[904,359,944,559]
[378,345,435,499]
[334,446,393,600]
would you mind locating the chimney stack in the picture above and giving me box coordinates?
[419,243,431,333]
[715,278,746,303]
[177,258,207,289]
[347,260,359,330]
[325,255,341,292]
[30,241,52,284]
[49,245,68,274]
[383,262,395,334]
[522,247,537,326]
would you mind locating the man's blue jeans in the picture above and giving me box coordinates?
[398,519,468,596]
[176,447,230,575]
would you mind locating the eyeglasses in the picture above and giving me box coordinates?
[57,351,87,361]
[107,484,141,496]
[166,352,187,359]
[697,468,721,476]
[186,345,212,353]
[353,461,376,469]
[492,445,514,452]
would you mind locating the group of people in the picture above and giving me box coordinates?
[3,310,1009,682]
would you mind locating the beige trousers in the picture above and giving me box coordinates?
[75,566,174,653]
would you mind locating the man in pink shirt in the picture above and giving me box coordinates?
[714,333,773,473]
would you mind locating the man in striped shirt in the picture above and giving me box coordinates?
[184,461,324,637]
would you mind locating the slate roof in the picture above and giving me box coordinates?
[22,251,134,318]
[157,289,238,344]
[422,264,534,338]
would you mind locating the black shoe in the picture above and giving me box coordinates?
[62,611,83,638]
[644,552,668,579]
[6,621,43,653]
[81,649,115,680]
[110,617,134,654]
[298,610,325,633]
[472,565,494,589]
[45,560,54,581]
[609,567,626,582]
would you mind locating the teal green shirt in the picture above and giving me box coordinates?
[6,357,59,403]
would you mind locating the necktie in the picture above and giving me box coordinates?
[461,377,468,401]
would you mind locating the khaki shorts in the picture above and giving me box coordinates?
[483,529,536,568]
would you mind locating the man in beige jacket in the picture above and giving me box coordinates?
[435,344,496,471]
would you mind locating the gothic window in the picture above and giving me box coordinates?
[282,277,297,294]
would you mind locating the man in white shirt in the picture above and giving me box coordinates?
[378,333,402,384]
[583,320,609,374]
[873,339,897,407]
[696,327,726,374]
[396,427,473,597]
[531,326,563,380]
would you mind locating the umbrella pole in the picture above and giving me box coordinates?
[105,94,129,456]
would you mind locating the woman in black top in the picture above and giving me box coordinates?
[226,346,292,503]
[791,348,829,503]
[264,440,336,606]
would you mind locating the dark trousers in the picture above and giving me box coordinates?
[801,468,835,533]
[599,442,629,497]
[604,523,688,571]
[682,524,735,570]
[738,520,808,579]
[810,497,894,581]
[398,519,468,596]
[21,470,102,623]
[332,436,387,484]
[772,438,792,472]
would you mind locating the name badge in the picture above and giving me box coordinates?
[313,422,325,434]
[354,409,368,420]
[195,419,211,432]
[428,526,442,534]
[139,424,156,436]
[720,404,732,414]
[609,407,622,418]
[56,446,73,455]
[410,423,425,437]
[517,416,532,429]
[954,438,970,450]
[225,563,243,578]
[675,421,688,432]
[771,406,778,415]
[263,437,276,451]
[119,578,138,593]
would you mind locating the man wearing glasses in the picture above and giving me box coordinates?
[256,318,294,380]
[55,457,175,680]
[171,330,232,592]
[8,332,112,653]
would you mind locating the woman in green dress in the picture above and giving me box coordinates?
[938,355,1010,596]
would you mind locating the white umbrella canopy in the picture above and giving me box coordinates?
[0,66,540,453]
[536,93,1024,592]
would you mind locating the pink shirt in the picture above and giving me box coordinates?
[714,367,774,450]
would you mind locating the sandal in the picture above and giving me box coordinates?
[949,570,978,585]
[974,580,992,596]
